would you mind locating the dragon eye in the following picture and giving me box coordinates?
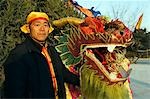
[120,31,124,35]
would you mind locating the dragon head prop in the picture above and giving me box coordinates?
[53,16,133,99]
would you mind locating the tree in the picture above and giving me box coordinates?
[126,28,150,63]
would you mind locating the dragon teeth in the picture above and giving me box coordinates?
[107,45,116,52]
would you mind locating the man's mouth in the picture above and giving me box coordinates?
[38,33,46,35]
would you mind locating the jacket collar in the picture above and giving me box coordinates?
[24,35,55,54]
[25,36,44,53]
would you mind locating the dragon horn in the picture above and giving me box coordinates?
[135,13,143,30]
[52,17,84,27]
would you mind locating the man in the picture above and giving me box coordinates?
[3,12,80,98]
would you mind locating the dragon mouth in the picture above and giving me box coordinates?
[81,43,126,65]
[81,43,126,53]
[80,43,131,82]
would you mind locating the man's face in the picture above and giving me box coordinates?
[29,19,50,42]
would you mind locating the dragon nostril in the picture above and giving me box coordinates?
[120,31,124,35]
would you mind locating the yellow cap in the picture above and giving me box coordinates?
[20,12,54,33]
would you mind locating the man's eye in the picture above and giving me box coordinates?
[44,24,49,26]
[34,24,40,26]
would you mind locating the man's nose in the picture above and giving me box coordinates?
[40,26,45,31]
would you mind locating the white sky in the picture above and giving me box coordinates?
[75,0,150,32]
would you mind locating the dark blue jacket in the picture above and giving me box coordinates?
[3,36,80,98]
